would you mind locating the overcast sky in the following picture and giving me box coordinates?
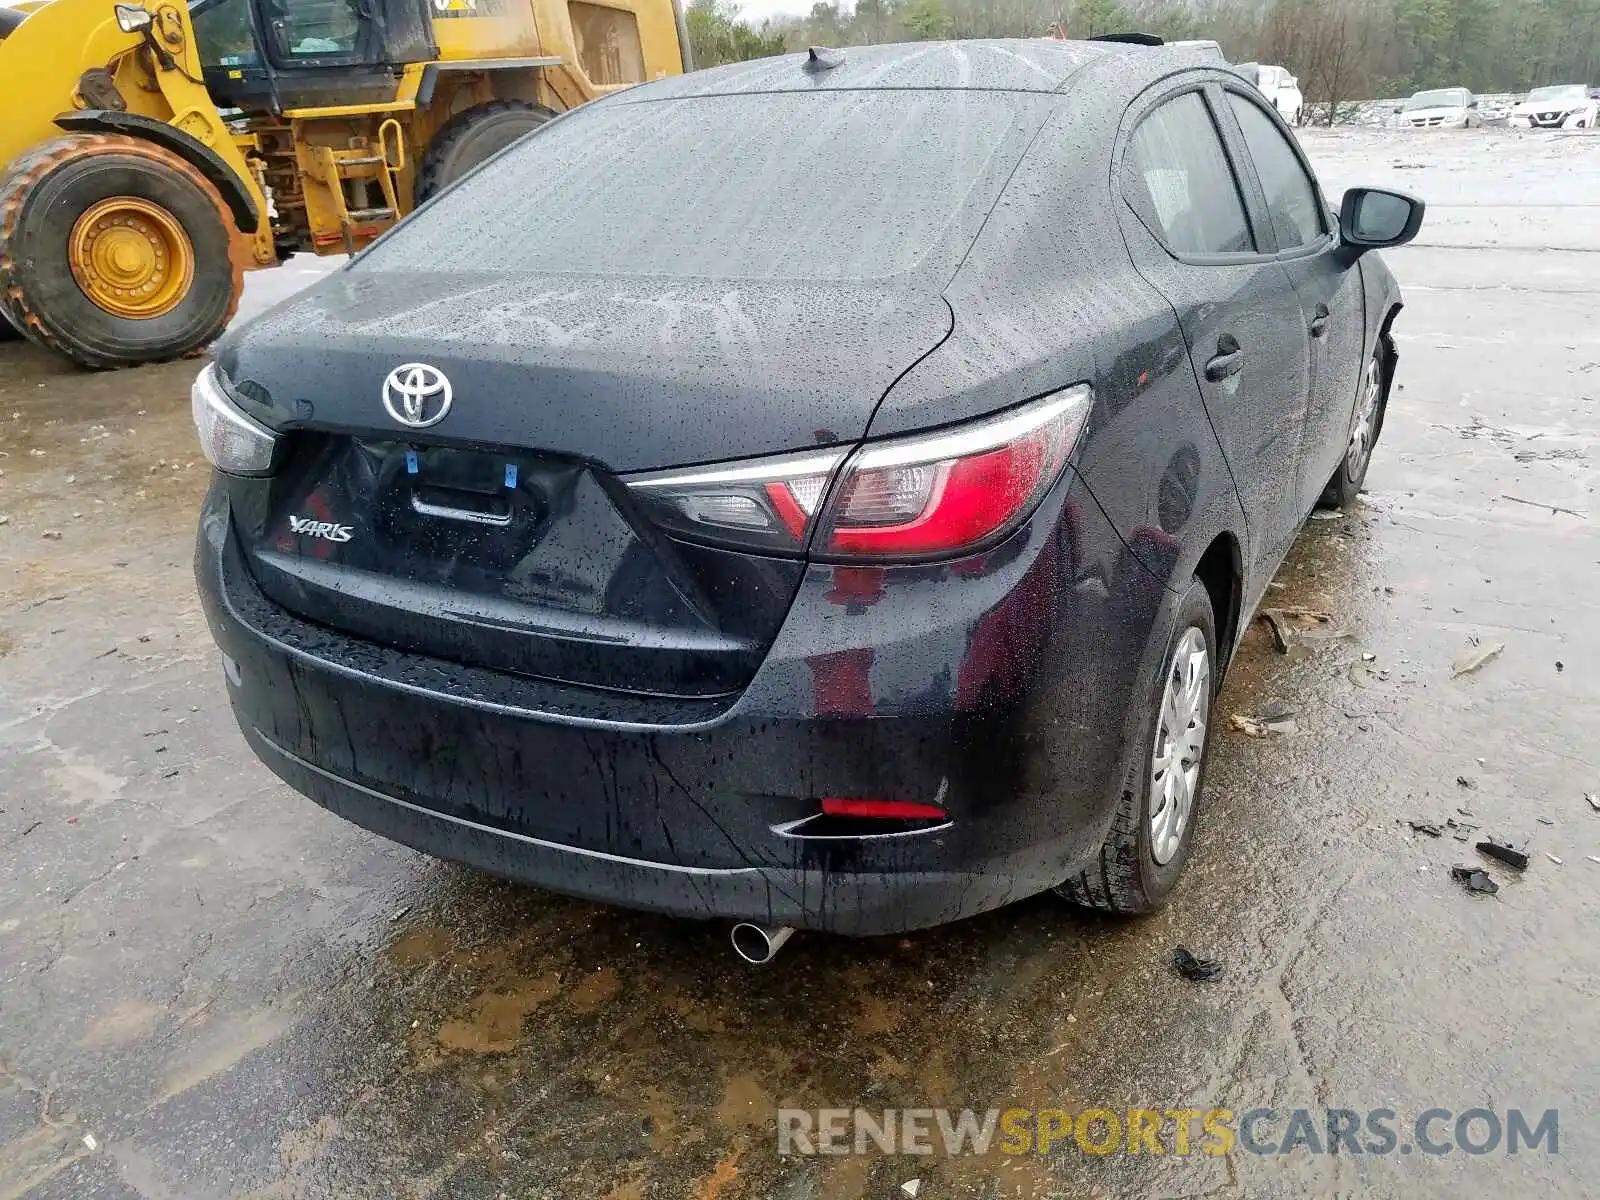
[735,0,823,23]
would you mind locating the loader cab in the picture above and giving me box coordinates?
[191,0,438,111]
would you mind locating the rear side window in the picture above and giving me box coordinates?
[357,90,1044,283]
[1227,94,1326,249]
[1123,92,1252,257]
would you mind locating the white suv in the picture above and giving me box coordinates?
[1510,85,1598,129]
[1255,65,1304,124]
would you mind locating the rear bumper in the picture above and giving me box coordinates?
[242,725,1048,933]
[196,469,1171,935]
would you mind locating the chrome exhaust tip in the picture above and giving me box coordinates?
[730,922,794,964]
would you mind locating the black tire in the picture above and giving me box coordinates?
[415,101,556,204]
[0,134,241,370]
[1056,578,1219,915]
[1319,344,1389,509]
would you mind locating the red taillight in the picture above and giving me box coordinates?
[826,430,1055,555]
[624,386,1091,561]
[816,386,1090,559]
[820,797,948,820]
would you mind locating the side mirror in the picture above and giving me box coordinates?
[1468,99,1480,108]
[1340,187,1424,251]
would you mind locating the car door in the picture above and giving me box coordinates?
[1115,82,1313,579]
[1221,89,1367,516]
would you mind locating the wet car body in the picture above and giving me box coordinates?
[1401,87,1479,129]
[1509,85,1598,129]
[196,39,1410,934]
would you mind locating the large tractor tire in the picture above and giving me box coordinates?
[415,100,555,204]
[0,134,243,370]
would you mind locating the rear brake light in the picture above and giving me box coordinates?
[623,386,1091,560]
[818,386,1091,559]
[820,797,948,820]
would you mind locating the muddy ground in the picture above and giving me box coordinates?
[2,129,1597,1199]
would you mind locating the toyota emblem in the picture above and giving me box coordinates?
[382,363,453,428]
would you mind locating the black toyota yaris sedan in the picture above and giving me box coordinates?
[193,38,1421,948]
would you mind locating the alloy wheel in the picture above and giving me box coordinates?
[1149,627,1210,865]
[1346,354,1383,478]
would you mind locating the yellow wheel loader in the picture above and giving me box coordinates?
[0,0,690,367]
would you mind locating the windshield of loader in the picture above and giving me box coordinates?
[191,0,259,68]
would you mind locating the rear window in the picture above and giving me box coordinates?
[357,90,1044,283]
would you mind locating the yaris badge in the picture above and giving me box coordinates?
[382,363,453,428]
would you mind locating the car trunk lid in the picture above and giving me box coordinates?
[216,272,952,697]
[218,271,952,471]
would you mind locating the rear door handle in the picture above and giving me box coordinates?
[1205,335,1243,382]
[1309,303,1330,337]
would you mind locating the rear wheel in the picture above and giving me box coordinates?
[415,100,556,204]
[1056,578,1218,915]
[0,134,242,369]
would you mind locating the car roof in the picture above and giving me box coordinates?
[637,38,1208,99]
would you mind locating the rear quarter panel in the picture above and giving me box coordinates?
[875,74,1247,610]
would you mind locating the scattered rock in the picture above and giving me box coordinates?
[1259,611,1293,654]
[1546,853,1563,865]
[1231,709,1297,737]
[1476,837,1529,871]
[1403,819,1443,837]
[1172,946,1223,982]
[1258,607,1342,653]
[1452,642,1504,678]
[1456,776,1476,789]
[1451,865,1499,895]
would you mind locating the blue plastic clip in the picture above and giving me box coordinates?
[504,463,518,489]
[404,449,419,475]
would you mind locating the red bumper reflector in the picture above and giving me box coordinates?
[820,797,947,820]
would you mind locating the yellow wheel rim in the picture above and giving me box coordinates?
[68,197,195,320]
